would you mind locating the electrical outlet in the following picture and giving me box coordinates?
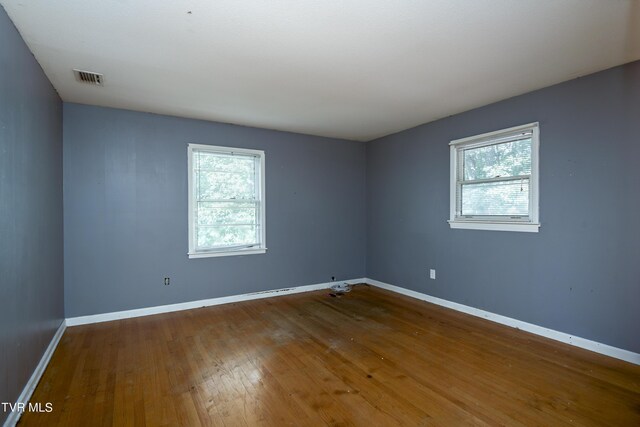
[429,269,436,280]
[164,277,170,286]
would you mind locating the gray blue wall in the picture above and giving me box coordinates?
[63,103,366,317]
[0,6,64,424]
[367,61,640,353]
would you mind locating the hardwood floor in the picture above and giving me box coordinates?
[21,285,640,426]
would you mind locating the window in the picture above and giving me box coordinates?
[449,123,539,232]
[188,144,266,258]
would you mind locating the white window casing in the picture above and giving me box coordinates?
[188,143,266,258]
[448,123,540,233]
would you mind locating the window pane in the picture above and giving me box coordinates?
[195,151,255,174]
[196,202,257,226]
[197,225,258,249]
[196,169,256,200]
[461,179,529,216]
[463,138,531,180]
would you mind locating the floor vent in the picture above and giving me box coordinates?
[73,69,104,86]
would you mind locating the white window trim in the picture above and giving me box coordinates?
[187,143,267,259]
[448,123,540,233]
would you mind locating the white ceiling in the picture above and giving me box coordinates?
[2,1,639,141]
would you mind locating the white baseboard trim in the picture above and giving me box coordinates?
[66,278,367,327]
[3,320,67,427]
[364,278,640,365]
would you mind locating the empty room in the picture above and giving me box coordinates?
[1,0,639,425]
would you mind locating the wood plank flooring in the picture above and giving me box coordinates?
[21,285,640,426]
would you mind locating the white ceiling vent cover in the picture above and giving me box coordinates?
[73,69,104,86]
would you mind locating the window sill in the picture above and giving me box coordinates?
[448,221,540,233]
[188,248,267,259]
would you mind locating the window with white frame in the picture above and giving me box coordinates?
[449,123,540,232]
[188,144,266,258]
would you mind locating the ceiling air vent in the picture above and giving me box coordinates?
[73,69,104,86]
